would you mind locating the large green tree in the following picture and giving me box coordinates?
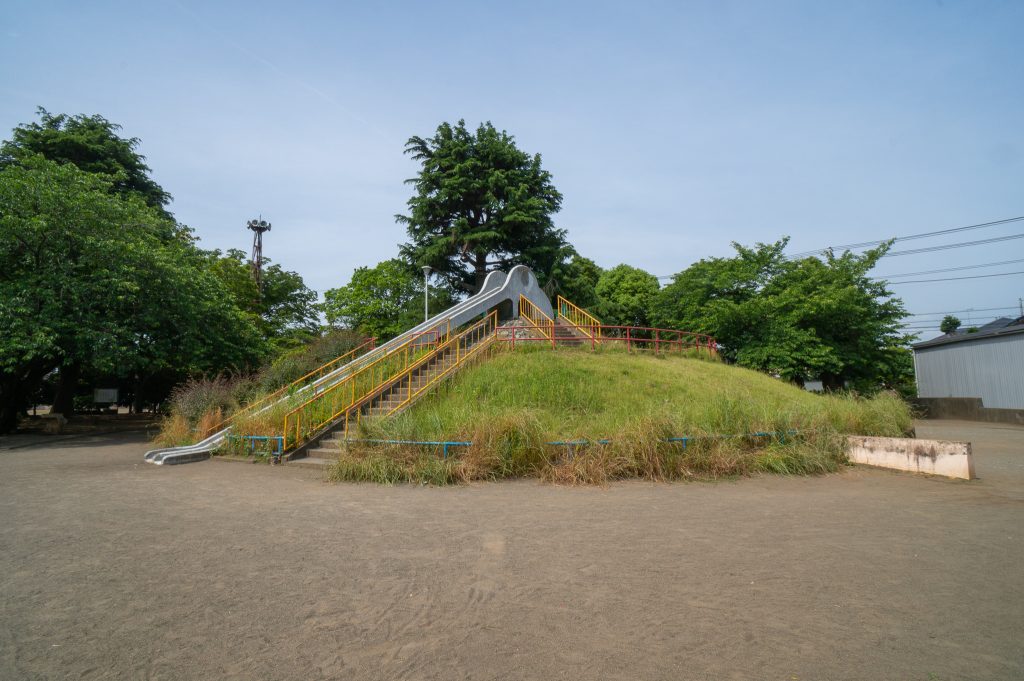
[206,249,319,348]
[321,259,455,340]
[397,120,566,293]
[0,158,262,431]
[594,264,660,327]
[0,108,172,213]
[543,250,604,310]
[650,239,914,392]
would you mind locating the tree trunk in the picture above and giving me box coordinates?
[473,253,488,293]
[0,376,24,434]
[51,361,81,417]
[820,372,844,392]
[0,362,50,434]
[132,375,144,415]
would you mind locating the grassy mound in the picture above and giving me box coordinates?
[331,346,913,484]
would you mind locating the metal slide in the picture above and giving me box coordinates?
[144,265,553,465]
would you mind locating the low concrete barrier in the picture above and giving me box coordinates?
[846,435,975,480]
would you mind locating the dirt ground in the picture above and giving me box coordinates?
[1,420,1021,681]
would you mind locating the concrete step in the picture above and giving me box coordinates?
[287,456,333,468]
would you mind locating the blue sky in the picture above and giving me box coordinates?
[2,0,1022,335]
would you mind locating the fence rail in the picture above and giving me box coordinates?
[283,329,450,449]
[282,312,497,451]
[500,323,717,356]
[556,295,602,343]
[519,294,555,342]
[203,336,376,438]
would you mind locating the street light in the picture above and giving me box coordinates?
[422,266,432,322]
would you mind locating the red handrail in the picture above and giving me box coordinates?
[498,323,717,357]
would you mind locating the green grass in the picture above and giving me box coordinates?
[329,345,913,484]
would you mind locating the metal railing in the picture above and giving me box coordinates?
[202,336,377,438]
[377,310,499,420]
[556,295,602,343]
[282,312,498,451]
[500,323,717,357]
[519,294,555,342]
[282,328,449,450]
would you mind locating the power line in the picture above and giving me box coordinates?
[884,269,1024,284]
[788,215,1024,258]
[906,306,1019,316]
[873,258,1024,279]
[655,226,1024,279]
[883,233,1024,257]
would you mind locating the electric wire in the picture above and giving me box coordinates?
[883,270,1024,284]
[873,258,1024,279]
[882,233,1024,257]
[787,216,1024,258]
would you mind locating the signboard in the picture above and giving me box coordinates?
[93,388,119,404]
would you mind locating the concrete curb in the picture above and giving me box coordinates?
[846,435,975,480]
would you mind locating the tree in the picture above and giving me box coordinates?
[0,108,172,213]
[543,251,603,310]
[206,249,319,348]
[0,158,262,431]
[940,315,961,334]
[651,239,914,392]
[594,264,660,327]
[320,259,455,341]
[397,120,566,293]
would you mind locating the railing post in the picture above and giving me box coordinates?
[655,330,660,355]
[627,327,631,352]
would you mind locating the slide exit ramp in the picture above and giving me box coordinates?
[144,265,552,465]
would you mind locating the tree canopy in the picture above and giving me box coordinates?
[320,259,455,341]
[594,264,660,327]
[397,120,566,293]
[543,251,603,310]
[650,240,914,392]
[206,248,319,349]
[0,157,264,430]
[0,107,172,212]
[940,315,961,334]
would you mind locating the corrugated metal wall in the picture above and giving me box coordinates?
[914,333,1024,409]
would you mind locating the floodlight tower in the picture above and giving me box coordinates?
[247,217,272,292]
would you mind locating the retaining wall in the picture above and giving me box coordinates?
[912,397,1024,426]
[846,435,975,480]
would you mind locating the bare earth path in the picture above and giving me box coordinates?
[1,420,1021,680]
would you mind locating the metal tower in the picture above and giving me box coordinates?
[246,217,271,292]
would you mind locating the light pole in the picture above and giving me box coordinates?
[422,266,432,322]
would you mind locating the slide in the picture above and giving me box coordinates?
[144,265,552,464]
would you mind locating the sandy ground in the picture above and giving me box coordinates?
[1,420,1022,681]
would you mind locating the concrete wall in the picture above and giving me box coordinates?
[914,333,1024,409]
[913,397,1024,426]
[846,435,975,480]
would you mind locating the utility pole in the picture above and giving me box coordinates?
[246,217,271,293]
[422,266,432,322]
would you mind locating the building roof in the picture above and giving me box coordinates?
[913,316,1024,350]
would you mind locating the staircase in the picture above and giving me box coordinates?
[288,312,497,466]
[553,320,586,346]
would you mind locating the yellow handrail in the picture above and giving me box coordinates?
[555,295,602,343]
[519,294,555,341]
[281,313,494,451]
[282,328,449,449]
[381,310,498,418]
[202,336,376,438]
